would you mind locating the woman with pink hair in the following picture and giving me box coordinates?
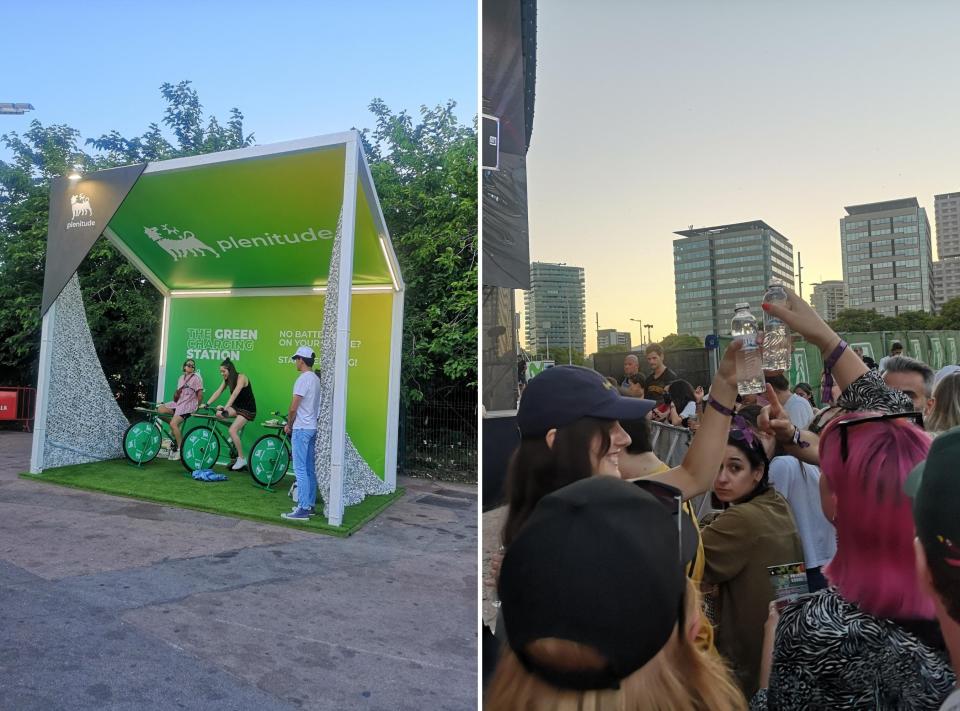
[751,291,956,709]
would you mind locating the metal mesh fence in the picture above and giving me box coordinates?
[400,385,478,481]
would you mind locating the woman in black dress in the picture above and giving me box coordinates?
[204,358,257,470]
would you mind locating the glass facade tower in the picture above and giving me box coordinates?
[840,198,933,316]
[523,262,586,355]
[673,221,794,339]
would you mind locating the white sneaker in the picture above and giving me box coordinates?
[168,449,181,461]
[231,457,247,471]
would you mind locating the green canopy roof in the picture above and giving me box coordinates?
[104,134,400,292]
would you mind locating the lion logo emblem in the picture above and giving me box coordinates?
[144,225,219,261]
[70,194,93,219]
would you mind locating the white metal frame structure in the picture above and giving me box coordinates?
[30,132,405,528]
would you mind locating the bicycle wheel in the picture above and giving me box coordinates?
[249,435,291,487]
[181,427,220,473]
[123,421,162,464]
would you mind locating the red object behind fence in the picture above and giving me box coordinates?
[0,387,35,431]
[0,391,15,420]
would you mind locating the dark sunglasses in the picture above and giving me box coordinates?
[835,411,924,461]
[729,425,757,449]
[633,479,682,557]
[632,478,691,638]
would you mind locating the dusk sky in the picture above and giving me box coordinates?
[1,1,476,160]
[523,0,960,352]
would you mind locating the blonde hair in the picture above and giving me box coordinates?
[928,373,960,433]
[484,579,746,711]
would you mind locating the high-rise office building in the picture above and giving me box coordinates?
[597,329,632,351]
[935,192,960,258]
[933,257,960,310]
[673,221,794,339]
[933,192,960,309]
[524,262,586,355]
[840,198,933,315]
[811,280,846,322]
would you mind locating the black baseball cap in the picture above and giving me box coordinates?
[518,366,656,437]
[497,476,691,690]
[905,428,960,568]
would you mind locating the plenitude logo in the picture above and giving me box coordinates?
[66,193,96,230]
[144,223,334,261]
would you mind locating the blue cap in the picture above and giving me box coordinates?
[518,366,657,437]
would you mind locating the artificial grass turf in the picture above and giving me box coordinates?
[19,457,404,537]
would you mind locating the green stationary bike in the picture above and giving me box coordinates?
[179,406,239,474]
[123,402,180,466]
[247,412,292,491]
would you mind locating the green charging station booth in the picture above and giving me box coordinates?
[30,132,405,526]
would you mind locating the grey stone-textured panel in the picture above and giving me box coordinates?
[315,208,391,516]
[43,274,129,468]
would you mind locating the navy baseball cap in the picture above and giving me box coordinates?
[518,366,656,438]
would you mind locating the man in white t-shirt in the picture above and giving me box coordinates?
[768,455,836,591]
[766,373,814,429]
[281,346,322,522]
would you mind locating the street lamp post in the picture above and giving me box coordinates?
[629,317,643,348]
[645,324,654,345]
[563,297,572,364]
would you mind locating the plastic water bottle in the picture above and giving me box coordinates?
[731,303,764,395]
[762,280,791,371]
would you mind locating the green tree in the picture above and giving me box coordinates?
[357,99,477,401]
[829,309,896,332]
[936,297,960,330]
[0,81,255,405]
[660,333,702,350]
[0,85,476,416]
[893,309,937,331]
[534,347,584,366]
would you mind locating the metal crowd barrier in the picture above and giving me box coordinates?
[648,420,719,521]
[648,420,692,467]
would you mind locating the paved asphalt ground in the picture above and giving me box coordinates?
[0,431,477,710]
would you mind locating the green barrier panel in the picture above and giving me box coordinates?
[947,334,959,365]
[928,333,945,370]
[906,331,928,364]
[843,333,884,365]
[717,328,960,406]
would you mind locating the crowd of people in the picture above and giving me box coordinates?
[485,291,960,710]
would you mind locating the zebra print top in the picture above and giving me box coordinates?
[751,588,956,710]
[837,369,914,414]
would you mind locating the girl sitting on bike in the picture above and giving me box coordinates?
[204,358,257,471]
[157,358,203,461]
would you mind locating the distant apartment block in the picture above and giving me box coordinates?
[933,193,960,309]
[935,192,960,258]
[597,329,632,351]
[934,257,960,310]
[673,221,794,339]
[840,198,934,316]
[811,280,846,322]
[523,262,586,354]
